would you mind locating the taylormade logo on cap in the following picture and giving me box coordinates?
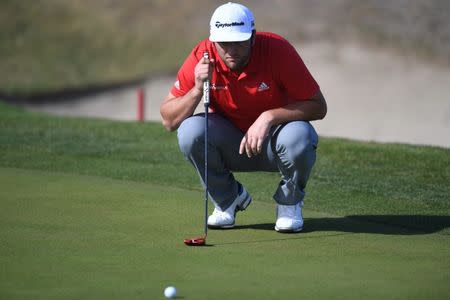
[209,2,255,42]
[215,21,245,28]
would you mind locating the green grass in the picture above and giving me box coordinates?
[1,102,450,299]
[1,168,449,300]
[1,102,448,219]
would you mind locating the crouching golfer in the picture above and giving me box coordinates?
[160,2,327,232]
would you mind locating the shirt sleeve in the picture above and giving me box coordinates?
[276,39,319,101]
[170,43,206,97]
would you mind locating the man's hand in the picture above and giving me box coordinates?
[194,56,214,93]
[238,90,327,155]
[239,112,273,157]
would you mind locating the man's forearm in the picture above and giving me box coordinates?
[263,90,327,127]
[160,88,203,131]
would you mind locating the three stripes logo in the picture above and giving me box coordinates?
[257,82,269,92]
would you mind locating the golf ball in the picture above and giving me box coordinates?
[164,286,177,299]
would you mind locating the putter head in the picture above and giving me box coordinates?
[184,235,206,246]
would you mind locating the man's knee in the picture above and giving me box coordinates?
[275,121,318,160]
[177,116,205,156]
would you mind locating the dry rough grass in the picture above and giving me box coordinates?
[0,0,449,95]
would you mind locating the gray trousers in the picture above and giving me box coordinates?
[177,113,318,210]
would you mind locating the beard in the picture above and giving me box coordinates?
[223,53,250,72]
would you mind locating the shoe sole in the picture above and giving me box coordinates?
[274,225,303,233]
[208,223,235,229]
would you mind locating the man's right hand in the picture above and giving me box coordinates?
[194,55,214,93]
[160,56,214,132]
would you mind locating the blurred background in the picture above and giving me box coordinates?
[1,0,449,147]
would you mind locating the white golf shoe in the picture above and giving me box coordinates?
[207,185,252,229]
[275,202,304,233]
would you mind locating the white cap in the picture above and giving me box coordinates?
[209,2,255,42]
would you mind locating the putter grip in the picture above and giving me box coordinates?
[203,52,210,105]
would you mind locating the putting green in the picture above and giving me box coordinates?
[1,168,449,299]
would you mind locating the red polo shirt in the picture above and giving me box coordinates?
[171,32,319,133]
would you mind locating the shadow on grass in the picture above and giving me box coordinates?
[234,215,450,235]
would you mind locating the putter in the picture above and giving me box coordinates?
[184,51,210,246]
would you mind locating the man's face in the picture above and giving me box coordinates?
[215,38,252,72]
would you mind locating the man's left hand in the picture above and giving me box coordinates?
[239,113,272,158]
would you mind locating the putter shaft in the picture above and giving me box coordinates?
[203,51,210,237]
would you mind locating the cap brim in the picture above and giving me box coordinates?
[209,31,252,42]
